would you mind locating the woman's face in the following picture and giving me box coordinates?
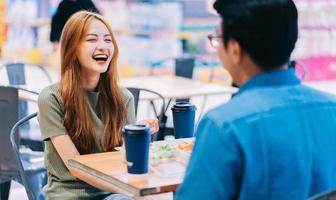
[76,18,114,77]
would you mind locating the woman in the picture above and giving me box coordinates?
[38,11,158,200]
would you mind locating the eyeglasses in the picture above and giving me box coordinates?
[207,33,223,48]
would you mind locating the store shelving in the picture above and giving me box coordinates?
[292,0,336,81]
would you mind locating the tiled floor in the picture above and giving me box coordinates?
[8,181,27,200]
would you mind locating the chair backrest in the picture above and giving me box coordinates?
[148,56,195,78]
[0,86,20,171]
[0,62,47,126]
[0,86,40,170]
[309,189,336,200]
[127,87,165,122]
[128,88,140,114]
[175,56,195,102]
[10,112,39,200]
[0,62,52,92]
[175,56,195,79]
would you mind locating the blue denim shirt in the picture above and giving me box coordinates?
[176,69,336,200]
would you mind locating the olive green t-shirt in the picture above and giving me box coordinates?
[37,83,135,200]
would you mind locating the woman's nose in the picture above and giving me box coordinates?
[96,39,108,50]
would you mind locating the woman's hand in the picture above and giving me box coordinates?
[137,118,159,134]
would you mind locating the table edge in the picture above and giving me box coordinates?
[68,158,162,196]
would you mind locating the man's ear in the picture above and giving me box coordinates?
[227,39,243,65]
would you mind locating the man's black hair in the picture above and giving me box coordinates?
[213,0,298,71]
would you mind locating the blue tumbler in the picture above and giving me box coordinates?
[122,124,151,174]
[171,102,197,139]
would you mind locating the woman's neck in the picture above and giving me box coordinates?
[82,73,100,90]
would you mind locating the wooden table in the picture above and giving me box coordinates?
[68,138,193,197]
[120,75,237,100]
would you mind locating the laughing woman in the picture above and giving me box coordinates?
[38,11,158,200]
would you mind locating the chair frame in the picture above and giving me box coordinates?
[127,87,165,123]
[127,87,166,140]
[0,62,49,136]
[0,86,45,200]
[0,62,52,85]
[0,86,20,200]
[8,86,42,151]
[309,189,336,200]
[10,112,40,200]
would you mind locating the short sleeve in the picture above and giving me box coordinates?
[122,87,136,125]
[38,85,67,140]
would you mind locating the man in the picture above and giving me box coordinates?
[176,0,336,199]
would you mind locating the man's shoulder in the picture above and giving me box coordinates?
[205,89,267,120]
[301,85,336,101]
[203,97,254,127]
[204,85,336,125]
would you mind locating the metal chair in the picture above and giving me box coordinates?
[175,56,195,79]
[0,62,52,90]
[10,112,46,200]
[308,189,336,200]
[127,87,166,140]
[0,86,18,200]
[0,62,46,152]
[0,62,52,123]
[8,86,43,152]
[175,56,195,103]
[0,87,46,200]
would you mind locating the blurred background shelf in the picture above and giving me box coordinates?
[0,0,336,82]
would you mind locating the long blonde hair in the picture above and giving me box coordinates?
[60,11,126,154]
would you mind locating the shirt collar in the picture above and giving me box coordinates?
[237,68,301,95]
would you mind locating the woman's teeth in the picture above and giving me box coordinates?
[93,55,108,61]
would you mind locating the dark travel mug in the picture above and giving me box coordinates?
[122,124,151,174]
[171,102,196,139]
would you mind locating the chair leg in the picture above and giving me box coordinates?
[0,181,11,200]
[25,170,47,199]
[155,115,169,141]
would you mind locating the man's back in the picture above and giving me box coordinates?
[176,70,336,200]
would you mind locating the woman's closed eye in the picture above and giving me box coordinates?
[104,38,112,43]
[86,38,97,42]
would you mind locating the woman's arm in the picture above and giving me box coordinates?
[52,134,172,200]
[51,134,135,196]
[51,134,169,199]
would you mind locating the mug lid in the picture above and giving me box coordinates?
[123,124,149,131]
[173,102,195,108]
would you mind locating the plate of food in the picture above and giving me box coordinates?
[177,141,193,153]
[150,141,194,165]
[149,139,194,176]
[150,143,178,165]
